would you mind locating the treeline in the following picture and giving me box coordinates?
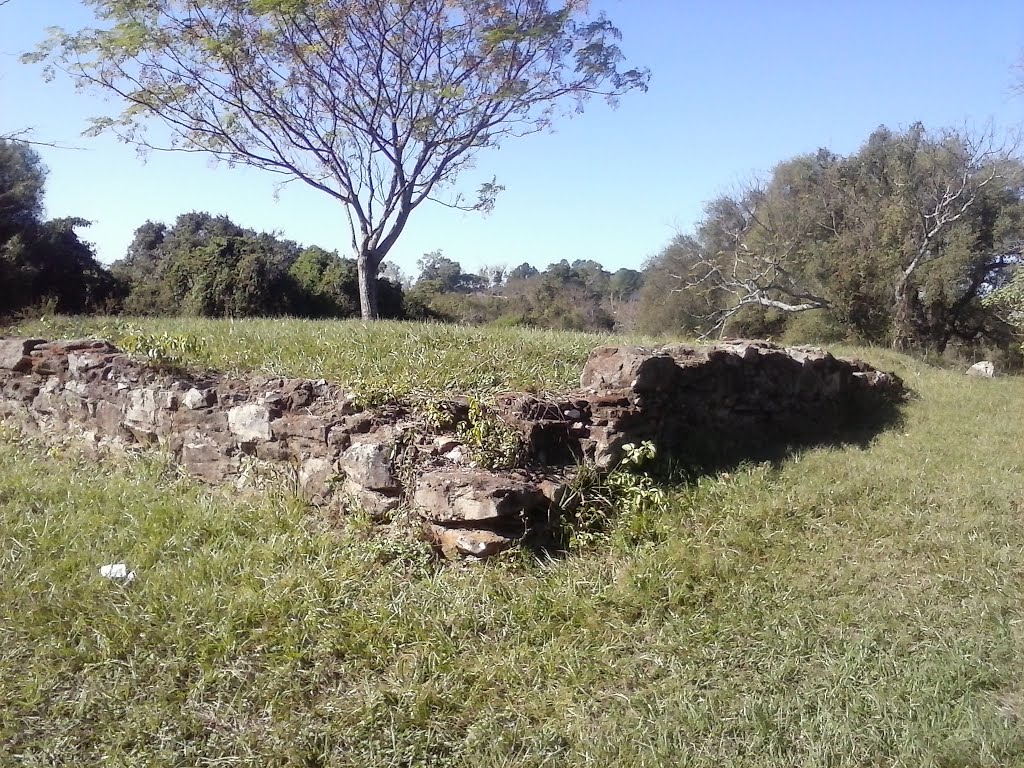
[639,123,1024,356]
[4,123,1024,365]
[404,252,644,330]
[0,141,119,315]
[409,123,1024,363]
[0,139,405,320]
[112,214,404,319]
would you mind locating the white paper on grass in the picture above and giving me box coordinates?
[99,563,137,583]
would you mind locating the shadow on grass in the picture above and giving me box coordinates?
[527,395,910,559]
[666,395,910,479]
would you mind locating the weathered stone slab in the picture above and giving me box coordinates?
[125,389,159,432]
[227,403,272,442]
[341,479,401,518]
[271,414,328,443]
[298,457,334,503]
[339,437,397,491]
[0,338,45,372]
[183,387,216,410]
[423,523,517,559]
[181,431,238,483]
[413,468,547,523]
[967,360,996,378]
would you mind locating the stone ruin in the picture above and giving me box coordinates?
[0,336,906,559]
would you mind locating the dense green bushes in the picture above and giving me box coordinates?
[112,213,404,320]
[0,141,119,316]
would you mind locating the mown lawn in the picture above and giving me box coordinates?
[3,318,1024,766]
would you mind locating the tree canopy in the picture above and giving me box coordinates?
[644,123,1024,351]
[33,0,648,319]
[111,211,405,318]
[0,140,118,316]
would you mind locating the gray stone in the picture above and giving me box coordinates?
[227,403,272,442]
[298,457,334,502]
[0,338,44,372]
[94,400,124,435]
[423,523,517,559]
[32,381,63,414]
[443,445,467,464]
[67,351,112,376]
[967,360,996,378]
[30,352,68,376]
[341,479,401,518]
[588,426,628,469]
[181,432,237,483]
[2,379,39,403]
[65,380,90,397]
[271,414,327,442]
[183,388,215,410]
[413,468,547,523]
[339,438,397,491]
[125,389,159,432]
[432,435,461,454]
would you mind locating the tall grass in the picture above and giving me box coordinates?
[2,319,1024,765]
[12,315,647,400]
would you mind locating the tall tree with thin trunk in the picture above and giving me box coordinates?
[29,0,648,318]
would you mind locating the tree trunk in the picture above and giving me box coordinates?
[356,253,379,320]
[892,278,918,350]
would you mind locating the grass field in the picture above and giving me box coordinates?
[3,317,1024,766]
[12,315,638,401]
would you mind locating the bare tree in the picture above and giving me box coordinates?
[672,181,832,339]
[888,126,1019,347]
[673,124,1021,344]
[29,0,648,318]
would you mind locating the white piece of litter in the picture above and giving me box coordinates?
[99,563,137,583]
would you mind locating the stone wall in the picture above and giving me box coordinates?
[0,336,905,559]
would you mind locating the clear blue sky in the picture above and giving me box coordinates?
[2,1,1023,277]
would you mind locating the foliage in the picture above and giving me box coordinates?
[111,212,404,319]
[780,309,851,345]
[647,124,1024,350]
[559,440,669,550]
[0,137,46,237]
[455,397,525,470]
[32,0,648,319]
[408,255,641,333]
[0,140,119,317]
[636,234,713,336]
[287,245,359,318]
[415,251,486,294]
[114,325,210,369]
[983,266,1024,351]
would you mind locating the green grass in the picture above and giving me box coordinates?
[11,315,644,401]
[3,319,1024,765]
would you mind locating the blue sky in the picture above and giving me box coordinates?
[2,1,1023,277]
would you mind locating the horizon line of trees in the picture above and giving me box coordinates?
[4,122,1024,366]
